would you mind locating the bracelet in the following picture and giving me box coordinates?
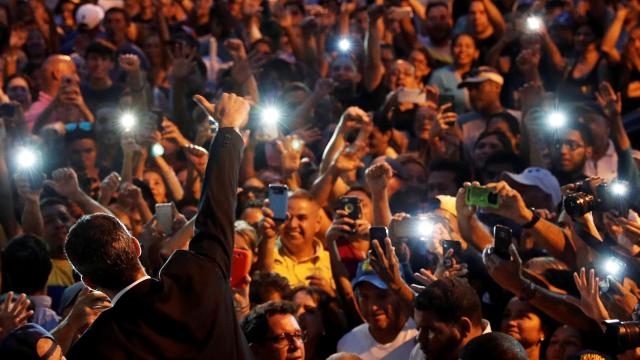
[521,209,541,229]
[518,280,537,301]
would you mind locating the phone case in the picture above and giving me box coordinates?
[493,225,512,259]
[231,248,251,288]
[268,185,289,221]
[156,203,173,235]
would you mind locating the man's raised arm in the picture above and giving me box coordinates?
[188,93,250,273]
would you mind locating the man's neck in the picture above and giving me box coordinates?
[592,140,610,161]
[283,241,316,261]
[104,269,148,300]
[111,35,127,48]
[475,26,494,40]
[481,102,503,116]
[369,317,407,344]
[89,77,113,91]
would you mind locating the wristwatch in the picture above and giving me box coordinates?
[521,208,541,229]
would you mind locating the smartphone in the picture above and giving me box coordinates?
[370,226,389,258]
[493,225,512,260]
[268,184,289,222]
[156,203,173,235]
[28,172,44,191]
[231,248,252,289]
[387,6,413,20]
[465,186,499,208]
[438,94,456,117]
[397,88,426,104]
[0,103,17,119]
[152,109,164,131]
[442,240,462,269]
[338,196,361,221]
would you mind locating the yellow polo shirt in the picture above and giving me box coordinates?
[272,240,334,289]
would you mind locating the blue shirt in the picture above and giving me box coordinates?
[428,66,471,114]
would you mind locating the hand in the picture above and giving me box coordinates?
[44,168,81,200]
[65,288,111,333]
[224,38,248,61]
[98,172,121,203]
[601,277,639,320]
[121,132,142,155]
[293,126,322,144]
[368,4,386,22]
[340,0,357,15]
[14,172,43,202]
[233,275,251,319]
[614,217,640,245]
[183,144,208,175]
[411,269,439,293]
[306,274,336,297]
[169,46,196,80]
[337,106,370,135]
[456,182,478,221]
[483,244,527,295]
[326,210,369,243]
[564,268,610,323]
[276,7,293,29]
[595,81,622,120]
[314,78,335,99]
[369,238,406,291]
[330,145,365,175]
[161,119,190,146]
[120,182,145,205]
[484,181,532,225]
[119,54,141,73]
[259,199,280,240]
[0,292,33,342]
[365,162,392,194]
[517,81,544,110]
[430,104,458,139]
[194,92,251,131]
[276,135,304,175]
[516,48,541,74]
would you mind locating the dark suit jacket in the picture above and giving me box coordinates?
[67,128,251,359]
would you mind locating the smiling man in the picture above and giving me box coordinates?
[337,260,417,360]
[242,301,305,360]
[257,190,334,290]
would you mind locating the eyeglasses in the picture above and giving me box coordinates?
[553,140,585,151]
[265,331,308,348]
[65,121,93,132]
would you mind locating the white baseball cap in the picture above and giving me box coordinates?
[75,4,104,31]
[502,167,562,206]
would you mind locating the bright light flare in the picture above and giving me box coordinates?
[151,143,165,157]
[292,139,303,151]
[16,147,38,169]
[526,16,543,32]
[604,258,624,277]
[261,106,281,125]
[548,111,567,129]
[417,219,433,238]
[610,181,628,196]
[338,38,351,53]
[120,113,136,131]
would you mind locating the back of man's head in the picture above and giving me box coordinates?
[65,213,141,291]
[460,333,528,360]
[1,235,52,295]
[42,55,76,89]
[415,277,482,327]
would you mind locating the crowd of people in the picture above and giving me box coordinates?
[0,0,640,359]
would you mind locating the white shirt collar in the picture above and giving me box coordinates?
[111,276,151,305]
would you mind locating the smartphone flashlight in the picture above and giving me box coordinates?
[337,37,351,53]
[16,147,38,169]
[526,16,543,32]
[151,143,165,157]
[547,111,567,129]
[261,106,281,125]
[417,217,433,239]
[292,139,303,151]
[120,112,136,131]
[603,257,625,278]
[610,181,628,197]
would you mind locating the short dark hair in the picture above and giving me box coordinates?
[561,119,594,147]
[1,235,52,294]
[484,151,527,172]
[414,277,482,327]
[460,333,528,360]
[65,213,141,290]
[39,197,70,211]
[249,271,292,306]
[427,1,449,14]
[241,300,298,344]
[488,112,520,136]
[428,160,472,188]
[373,111,393,133]
[474,130,514,153]
[85,39,117,60]
[105,7,130,24]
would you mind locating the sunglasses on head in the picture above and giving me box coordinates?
[65,121,93,132]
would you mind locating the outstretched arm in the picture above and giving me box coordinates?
[189,94,250,272]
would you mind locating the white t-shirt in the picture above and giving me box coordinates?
[337,319,418,360]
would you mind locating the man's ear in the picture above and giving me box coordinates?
[132,237,142,258]
[456,317,473,339]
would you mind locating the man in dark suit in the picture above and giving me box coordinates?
[63,93,252,359]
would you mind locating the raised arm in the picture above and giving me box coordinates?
[189,94,249,268]
[482,0,506,37]
[364,5,386,92]
[44,168,112,216]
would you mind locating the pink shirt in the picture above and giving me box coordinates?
[25,91,85,131]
